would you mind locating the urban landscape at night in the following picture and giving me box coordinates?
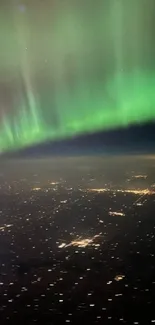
[0,155,155,324]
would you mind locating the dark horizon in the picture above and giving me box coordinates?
[1,121,155,159]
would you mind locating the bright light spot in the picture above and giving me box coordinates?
[0,224,13,231]
[88,188,155,196]
[89,188,106,193]
[107,281,112,285]
[109,211,125,217]
[32,187,41,191]
[133,175,147,179]
[50,182,59,185]
[58,233,102,249]
[58,243,66,248]
[114,275,125,281]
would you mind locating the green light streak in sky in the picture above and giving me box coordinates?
[0,0,155,152]
[1,69,155,152]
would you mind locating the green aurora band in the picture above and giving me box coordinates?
[0,0,155,152]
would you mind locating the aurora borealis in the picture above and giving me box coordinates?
[0,0,155,152]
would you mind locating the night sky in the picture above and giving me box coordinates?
[0,0,155,154]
